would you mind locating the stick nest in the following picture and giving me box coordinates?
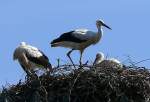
[0,65,150,102]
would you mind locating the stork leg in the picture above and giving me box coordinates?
[21,64,32,76]
[67,49,76,68]
[22,65,37,81]
[79,50,84,67]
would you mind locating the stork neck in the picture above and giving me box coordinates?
[98,26,102,32]
[97,27,103,39]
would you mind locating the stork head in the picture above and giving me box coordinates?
[96,52,105,62]
[96,19,111,30]
[20,42,26,46]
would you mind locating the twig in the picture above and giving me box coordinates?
[68,70,84,102]
[57,64,93,69]
[134,58,150,65]
[41,86,48,102]
[57,58,60,68]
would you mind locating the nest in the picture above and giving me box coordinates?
[0,64,150,102]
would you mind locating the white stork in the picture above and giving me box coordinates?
[13,42,52,76]
[50,19,111,67]
[93,52,123,68]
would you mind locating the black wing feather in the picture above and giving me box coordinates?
[39,50,49,61]
[25,51,50,68]
[51,31,87,44]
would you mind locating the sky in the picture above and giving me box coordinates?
[0,0,150,87]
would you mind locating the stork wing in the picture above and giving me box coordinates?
[73,29,96,40]
[25,48,50,68]
[51,30,89,44]
[13,48,19,60]
[13,47,26,60]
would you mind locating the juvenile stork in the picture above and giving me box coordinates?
[13,42,52,76]
[50,19,111,67]
[93,52,123,68]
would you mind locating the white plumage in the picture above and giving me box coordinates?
[51,19,111,67]
[93,52,123,68]
[93,52,105,65]
[13,42,52,75]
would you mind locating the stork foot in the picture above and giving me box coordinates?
[79,60,88,69]
[79,61,82,66]
[78,61,83,69]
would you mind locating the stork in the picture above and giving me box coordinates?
[93,52,123,68]
[50,19,111,67]
[13,42,52,76]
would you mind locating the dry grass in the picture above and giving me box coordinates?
[0,64,150,102]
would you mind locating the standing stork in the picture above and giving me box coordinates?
[13,42,52,76]
[50,19,111,67]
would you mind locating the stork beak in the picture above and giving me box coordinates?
[102,23,112,30]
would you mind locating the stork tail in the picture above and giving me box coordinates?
[51,43,58,47]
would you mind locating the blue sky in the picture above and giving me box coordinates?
[0,0,150,86]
